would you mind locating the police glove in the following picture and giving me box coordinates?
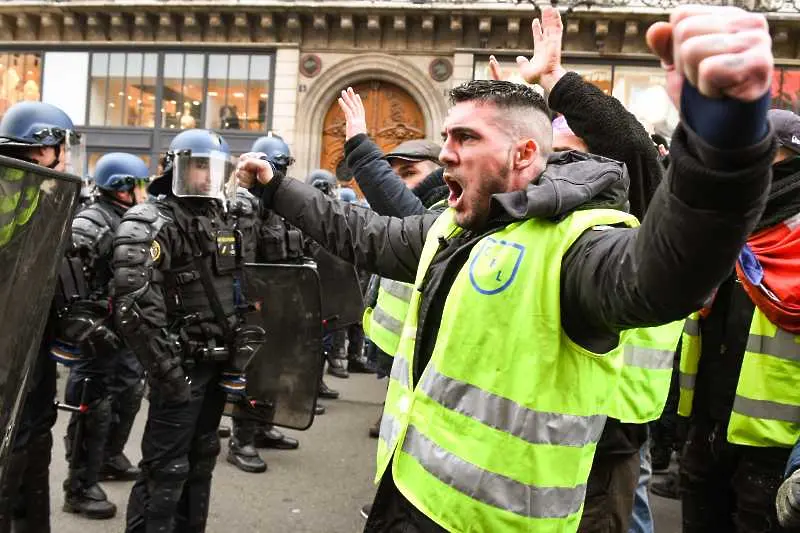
[81,323,122,358]
[232,325,267,372]
[150,335,191,405]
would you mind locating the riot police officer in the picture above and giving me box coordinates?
[57,152,150,520]
[0,101,86,533]
[113,129,265,532]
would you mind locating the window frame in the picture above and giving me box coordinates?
[83,47,275,133]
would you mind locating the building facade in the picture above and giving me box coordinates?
[1,0,798,179]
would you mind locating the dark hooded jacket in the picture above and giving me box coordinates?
[254,115,774,531]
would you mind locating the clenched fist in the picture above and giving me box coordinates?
[646,5,773,106]
[236,152,275,190]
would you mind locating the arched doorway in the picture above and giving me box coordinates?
[320,80,425,192]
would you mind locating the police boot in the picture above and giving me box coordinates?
[62,483,117,520]
[319,378,340,400]
[348,354,376,374]
[315,404,326,415]
[777,469,800,528]
[326,351,349,379]
[227,438,267,474]
[253,425,299,450]
[99,453,140,481]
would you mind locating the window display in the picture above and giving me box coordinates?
[0,52,42,119]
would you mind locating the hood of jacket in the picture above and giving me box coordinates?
[490,150,630,221]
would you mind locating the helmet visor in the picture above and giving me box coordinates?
[172,150,235,201]
[64,131,86,176]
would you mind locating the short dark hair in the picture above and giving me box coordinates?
[449,80,550,117]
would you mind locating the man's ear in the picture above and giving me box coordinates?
[514,139,538,171]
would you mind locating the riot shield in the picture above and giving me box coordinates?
[0,155,81,480]
[240,262,323,430]
[308,243,365,329]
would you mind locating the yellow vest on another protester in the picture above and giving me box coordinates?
[678,308,800,448]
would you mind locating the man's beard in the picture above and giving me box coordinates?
[456,165,509,231]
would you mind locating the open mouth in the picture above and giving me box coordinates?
[444,173,464,208]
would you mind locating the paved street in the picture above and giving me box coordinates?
[49,370,681,533]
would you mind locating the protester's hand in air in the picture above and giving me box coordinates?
[338,87,369,141]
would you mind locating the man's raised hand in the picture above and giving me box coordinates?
[236,152,274,189]
[646,5,773,106]
[338,87,368,141]
[515,6,567,93]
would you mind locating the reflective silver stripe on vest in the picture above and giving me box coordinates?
[733,396,800,423]
[679,372,696,390]
[624,345,674,370]
[402,425,586,519]
[390,356,411,388]
[372,306,404,337]
[419,367,606,447]
[684,318,700,336]
[379,411,401,451]
[746,331,800,362]
[380,279,414,301]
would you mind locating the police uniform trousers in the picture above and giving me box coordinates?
[106,348,145,460]
[125,361,226,533]
[64,347,118,493]
[0,333,58,533]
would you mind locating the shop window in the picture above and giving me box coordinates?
[206,53,271,131]
[89,52,158,127]
[0,52,42,119]
[162,53,203,130]
[612,66,678,138]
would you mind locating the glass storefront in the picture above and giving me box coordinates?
[87,51,273,132]
[0,52,43,120]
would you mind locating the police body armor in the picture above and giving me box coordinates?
[50,199,123,365]
[0,154,81,482]
[114,199,251,377]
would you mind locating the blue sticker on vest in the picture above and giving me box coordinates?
[468,237,525,295]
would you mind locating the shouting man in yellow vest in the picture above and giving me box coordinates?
[236,5,776,532]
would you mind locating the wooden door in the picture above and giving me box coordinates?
[320,80,425,193]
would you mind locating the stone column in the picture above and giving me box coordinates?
[271,47,300,174]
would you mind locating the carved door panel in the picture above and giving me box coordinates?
[320,80,425,194]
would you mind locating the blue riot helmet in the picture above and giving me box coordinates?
[150,129,233,201]
[251,133,294,176]
[306,169,337,197]
[0,101,85,173]
[94,152,149,192]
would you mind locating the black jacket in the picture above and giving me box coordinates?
[549,72,663,221]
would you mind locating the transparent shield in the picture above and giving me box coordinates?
[172,151,234,201]
[0,155,81,483]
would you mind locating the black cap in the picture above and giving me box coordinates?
[385,139,442,164]
[768,109,800,155]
